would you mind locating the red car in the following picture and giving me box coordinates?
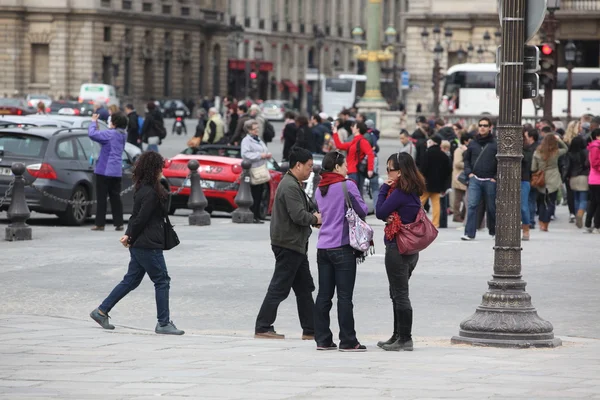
[163,145,284,217]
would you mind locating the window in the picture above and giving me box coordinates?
[103,26,111,42]
[162,4,171,14]
[143,2,152,12]
[336,0,343,26]
[181,6,189,15]
[325,78,353,92]
[284,0,290,22]
[243,0,249,17]
[102,56,113,84]
[101,0,111,7]
[77,137,99,160]
[312,0,318,23]
[56,139,76,160]
[298,0,303,22]
[0,134,47,158]
[122,0,132,10]
[30,44,50,84]
[271,0,278,19]
[125,28,132,42]
[257,0,262,19]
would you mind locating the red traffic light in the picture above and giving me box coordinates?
[249,72,257,79]
[541,43,553,56]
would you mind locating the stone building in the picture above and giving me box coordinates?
[0,0,230,105]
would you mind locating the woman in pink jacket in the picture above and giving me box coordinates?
[585,129,600,233]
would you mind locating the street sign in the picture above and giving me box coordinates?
[401,71,410,89]
[496,45,540,71]
[495,72,539,99]
[498,0,547,42]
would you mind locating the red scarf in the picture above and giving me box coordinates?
[318,172,348,188]
[384,183,403,241]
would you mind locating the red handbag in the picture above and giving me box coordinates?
[395,208,439,255]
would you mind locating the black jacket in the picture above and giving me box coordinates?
[437,127,459,162]
[142,109,164,143]
[282,122,297,161]
[294,125,316,153]
[463,134,498,179]
[126,111,139,146]
[522,144,535,181]
[411,128,428,169]
[126,184,167,249]
[421,145,452,193]
[564,149,590,181]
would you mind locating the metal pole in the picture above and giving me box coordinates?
[451,0,561,348]
[316,47,321,111]
[362,0,384,101]
[433,60,440,117]
[543,12,557,120]
[567,66,573,121]
[244,60,250,100]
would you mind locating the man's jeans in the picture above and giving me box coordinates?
[520,181,531,226]
[314,246,359,348]
[99,248,171,325]
[573,190,588,212]
[464,177,497,238]
[348,173,366,197]
[538,191,557,223]
[528,185,538,227]
[255,246,316,334]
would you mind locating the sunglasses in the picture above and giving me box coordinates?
[479,124,490,128]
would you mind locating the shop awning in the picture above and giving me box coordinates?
[282,79,298,93]
[299,80,312,93]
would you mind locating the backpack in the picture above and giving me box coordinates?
[263,121,275,143]
[137,116,144,135]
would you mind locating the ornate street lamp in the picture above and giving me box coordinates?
[314,28,325,111]
[542,0,561,119]
[421,25,452,116]
[565,40,577,120]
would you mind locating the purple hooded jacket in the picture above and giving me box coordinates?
[88,123,127,177]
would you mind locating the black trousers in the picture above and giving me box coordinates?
[250,183,265,220]
[385,244,418,312]
[95,174,124,227]
[255,245,316,335]
[586,185,600,229]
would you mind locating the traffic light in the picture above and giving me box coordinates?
[249,71,258,80]
[250,70,258,93]
[539,42,555,85]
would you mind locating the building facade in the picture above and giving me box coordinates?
[0,0,230,106]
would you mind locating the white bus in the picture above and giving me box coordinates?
[321,77,356,118]
[443,63,600,117]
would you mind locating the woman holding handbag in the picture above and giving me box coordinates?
[90,151,184,336]
[241,119,272,224]
[375,152,428,352]
[314,151,369,352]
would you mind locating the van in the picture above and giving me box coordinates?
[78,83,120,107]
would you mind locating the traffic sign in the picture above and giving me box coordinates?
[401,71,410,89]
[495,73,540,99]
[495,45,540,72]
[498,0,547,42]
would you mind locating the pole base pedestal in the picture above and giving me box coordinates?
[231,210,254,224]
[189,212,211,226]
[6,225,32,241]
[451,334,562,349]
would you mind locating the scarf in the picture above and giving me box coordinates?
[384,183,403,241]
[318,172,347,188]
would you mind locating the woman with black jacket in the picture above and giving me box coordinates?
[564,136,590,228]
[142,102,166,152]
[90,151,184,336]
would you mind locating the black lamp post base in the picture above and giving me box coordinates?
[189,212,211,226]
[452,334,562,349]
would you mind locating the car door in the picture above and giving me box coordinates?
[120,147,136,213]
[75,135,100,213]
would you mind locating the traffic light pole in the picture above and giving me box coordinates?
[542,11,559,120]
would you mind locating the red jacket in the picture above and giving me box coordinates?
[588,140,600,185]
[333,133,375,174]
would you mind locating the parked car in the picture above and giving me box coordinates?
[26,94,53,108]
[78,83,120,107]
[0,115,109,130]
[260,100,294,121]
[0,126,165,225]
[48,100,93,116]
[0,98,35,116]
[162,144,283,218]
[161,99,191,119]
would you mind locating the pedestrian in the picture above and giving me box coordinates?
[36,101,46,115]
[564,136,590,229]
[461,117,498,241]
[399,129,417,160]
[124,104,141,148]
[420,136,452,228]
[585,129,600,233]
[241,119,272,224]
[88,112,127,232]
[314,151,368,352]
[255,148,321,340]
[531,134,568,232]
[412,116,430,169]
[107,104,120,126]
[294,115,317,153]
[230,104,249,145]
[452,133,472,223]
[194,108,206,141]
[439,140,453,228]
[521,129,535,240]
[525,128,540,229]
[310,113,328,154]
[375,152,427,352]
[202,107,225,144]
[93,101,110,122]
[282,111,297,161]
[89,151,185,336]
[141,101,165,153]
[332,121,375,196]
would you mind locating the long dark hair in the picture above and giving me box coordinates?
[319,151,345,197]
[133,152,168,203]
[386,152,426,196]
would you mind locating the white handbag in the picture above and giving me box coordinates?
[249,164,271,185]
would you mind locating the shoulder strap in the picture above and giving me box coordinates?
[342,181,353,210]
[472,144,489,171]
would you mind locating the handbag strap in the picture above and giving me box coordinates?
[471,144,489,172]
[342,181,353,210]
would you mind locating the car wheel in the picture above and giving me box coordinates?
[58,186,89,226]
[259,185,270,220]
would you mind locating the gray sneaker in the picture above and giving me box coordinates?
[155,321,185,335]
[90,308,115,330]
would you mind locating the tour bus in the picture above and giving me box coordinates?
[443,63,600,117]
[321,74,395,117]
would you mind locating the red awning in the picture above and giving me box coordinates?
[299,80,312,93]
[282,80,298,93]
[227,59,274,72]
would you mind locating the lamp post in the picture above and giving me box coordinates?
[314,28,325,111]
[542,0,561,119]
[565,40,576,121]
[421,25,451,117]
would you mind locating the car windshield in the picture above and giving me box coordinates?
[29,95,51,100]
[182,146,242,158]
[50,102,78,112]
[0,133,48,158]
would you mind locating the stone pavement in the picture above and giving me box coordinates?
[1,314,599,400]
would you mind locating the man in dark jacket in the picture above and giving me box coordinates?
[294,115,316,153]
[435,119,459,163]
[141,102,165,152]
[412,116,430,169]
[521,128,536,240]
[230,104,249,145]
[282,112,297,161]
[524,128,540,229]
[125,104,140,148]
[310,113,329,154]
[420,135,452,228]
[93,102,110,122]
[462,117,498,241]
[255,148,321,340]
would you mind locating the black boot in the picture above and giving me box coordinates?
[382,309,413,352]
[377,305,399,348]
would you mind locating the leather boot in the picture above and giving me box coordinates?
[539,221,549,232]
[377,305,399,348]
[522,224,530,241]
[576,210,585,229]
[382,309,413,352]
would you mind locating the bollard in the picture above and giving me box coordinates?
[187,160,211,226]
[5,162,32,241]
[232,160,254,224]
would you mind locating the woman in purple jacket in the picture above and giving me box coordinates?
[375,152,427,352]
[89,112,127,231]
[314,151,368,352]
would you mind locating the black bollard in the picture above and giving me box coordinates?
[232,160,254,224]
[5,162,32,241]
[187,160,211,226]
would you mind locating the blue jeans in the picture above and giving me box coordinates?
[520,181,531,225]
[315,246,358,348]
[573,190,588,212]
[99,248,171,325]
[538,191,557,223]
[146,144,160,152]
[348,173,366,197]
[465,177,497,238]
[528,185,538,227]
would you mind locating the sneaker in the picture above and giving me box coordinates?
[90,308,115,330]
[569,215,576,223]
[339,343,367,352]
[594,229,600,234]
[585,227,594,234]
[302,334,315,341]
[461,235,474,241]
[90,226,105,231]
[155,321,185,335]
[115,226,124,231]
[255,331,285,339]
[317,343,338,351]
